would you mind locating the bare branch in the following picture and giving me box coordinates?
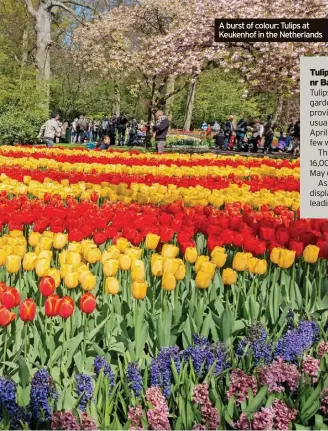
[62,0,94,9]
[23,0,38,18]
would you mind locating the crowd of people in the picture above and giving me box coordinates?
[206,115,300,155]
[38,111,170,153]
[38,110,300,156]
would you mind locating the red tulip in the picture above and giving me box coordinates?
[1,287,20,309]
[90,192,99,202]
[289,240,304,257]
[80,293,96,314]
[39,276,56,297]
[259,227,275,242]
[19,299,36,322]
[0,305,16,327]
[45,294,60,317]
[93,231,107,245]
[58,296,74,319]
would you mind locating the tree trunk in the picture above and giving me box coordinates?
[21,27,29,69]
[273,93,284,125]
[113,79,121,116]
[165,74,175,124]
[145,79,156,149]
[34,2,52,112]
[183,74,197,131]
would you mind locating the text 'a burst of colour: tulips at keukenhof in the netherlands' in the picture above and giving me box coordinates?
[0,145,327,430]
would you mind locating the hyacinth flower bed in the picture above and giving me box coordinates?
[0,146,326,430]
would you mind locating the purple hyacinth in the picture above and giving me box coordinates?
[237,323,272,365]
[75,374,94,412]
[127,363,143,397]
[274,320,319,362]
[150,346,180,399]
[93,356,114,391]
[30,370,58,426]
[0,377,27,429]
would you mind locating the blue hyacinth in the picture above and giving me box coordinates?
[75,374,94,412]
[150,346,180,398]
[29,370,57,427]
[93,355,115,391]
[237,323,273,365]
[182,335,230,377]
[274,320,319,362]
[127,363,143,397]
[0,377,27,429]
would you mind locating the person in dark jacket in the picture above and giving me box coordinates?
[263,115,275,153]
[117,113,128,146]
[235,118,248,149]
[292,119,300,155]
[153,111,169,153]
[223,115,234,149]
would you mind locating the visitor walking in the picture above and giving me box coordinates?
[38,112,61,148]
[77,115,87,144]
[251,119,262,153]
[263,115,274,153]
[60,121,68,143]
[117,113,128,146]
[235,118,248,149]
[153,110,169,154]
[100,114,110,139]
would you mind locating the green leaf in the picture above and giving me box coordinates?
[18,357,30,389]
[243,385,268,413]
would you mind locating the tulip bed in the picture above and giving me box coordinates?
[0,145,327,430]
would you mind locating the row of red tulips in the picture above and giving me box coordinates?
[0,165,300,192]
[4,146,300,169]
[1,196,328,257]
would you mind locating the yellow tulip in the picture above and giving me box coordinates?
[60,264,74,279]
[211,251,226,269]
[86,248,101,264]
[119,254,131,270]
[222,268,237,285]
[131,281,147,300]
[232,252,250,272]
[43,231,54,239]
[125,247,142,259]
[105,277,120,295]
[175,260,186,280]
[39,236,53,250]
[53,233,68,250]
[28,232,41,247]
[162,273,177,291]
[23,175,31,184]
[211,246,225,258]
[64,272,79,289]
[195,255,209,272]
[59,250,68,266]
[45,268,61,288]
[163,258,180,275]
[303,245,320,264]
[38,250,53,261]
[278,249,295,269]
[145,233,160,250]
[270,247,281,265]
[6,254,21,273]
[248,258,267,275]
[10,230,23,238]
[80,271,96,291]
[106,245,121,260]
[161,244,179,259]
[151,258,163,276]
[103,259,119,277]
[200,261,216,278]
[131,259,145,281]
[23,252,37,271]
[13,244,26,258]
[68,242,83,253]
[195,270,212,289]
[184,247,198,263]
[116,237,130,253]
[35,258,50,277]
[67,252,82,266]
[0,248,7,266]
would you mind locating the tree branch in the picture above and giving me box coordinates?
[51,1,86,24]
[23,0,37,18]
[62,0,94,9]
